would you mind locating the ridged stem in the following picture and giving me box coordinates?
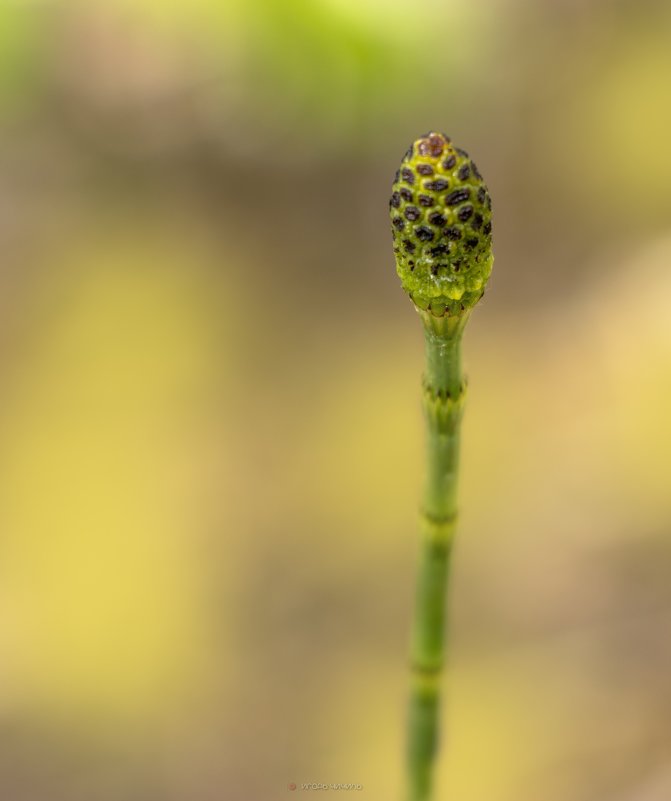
[406,309,469,801]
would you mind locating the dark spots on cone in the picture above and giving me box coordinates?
[446,188,470,205]
[457,204,474,221]
[417,164,434,176]
[401,167,415,184]
[457,163,471,180]
[403,239,416,253]
[390,192,401,208]
[431,263,440,276]
[415,226,435,241]
[428,211,446,226]
[471,213,483,230]
[418,194,434,207]
[429,244,448,257]
[465,237,479,250]
[404,206,421,221]
[452,259,462,272]
[455,147,469,157]
[404,144,414,160]
[425,178,450,192]
[477,187,486,204]
[444,226,462,240]
[442,154,456,170]
[483,221,492,235]
[394,169,400,183]
[392,216,405,230]
[471,161,482,180]
[400,187,413,202]
[417,134,446,157]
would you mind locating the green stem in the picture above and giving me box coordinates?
[406,310,469,801]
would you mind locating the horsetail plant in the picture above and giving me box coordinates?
[390,132,493,801]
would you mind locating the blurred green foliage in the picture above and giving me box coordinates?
[0,6,44,115]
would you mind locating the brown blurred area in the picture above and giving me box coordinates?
[1,1,670,799]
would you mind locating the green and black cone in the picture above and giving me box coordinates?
[390,132,493,318]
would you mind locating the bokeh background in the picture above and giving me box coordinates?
[1,1,670,799]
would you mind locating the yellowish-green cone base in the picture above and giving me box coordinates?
[414,301,473,338]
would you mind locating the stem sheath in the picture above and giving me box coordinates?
[406,310,469,801]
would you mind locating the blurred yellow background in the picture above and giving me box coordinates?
[0,1,670,799]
